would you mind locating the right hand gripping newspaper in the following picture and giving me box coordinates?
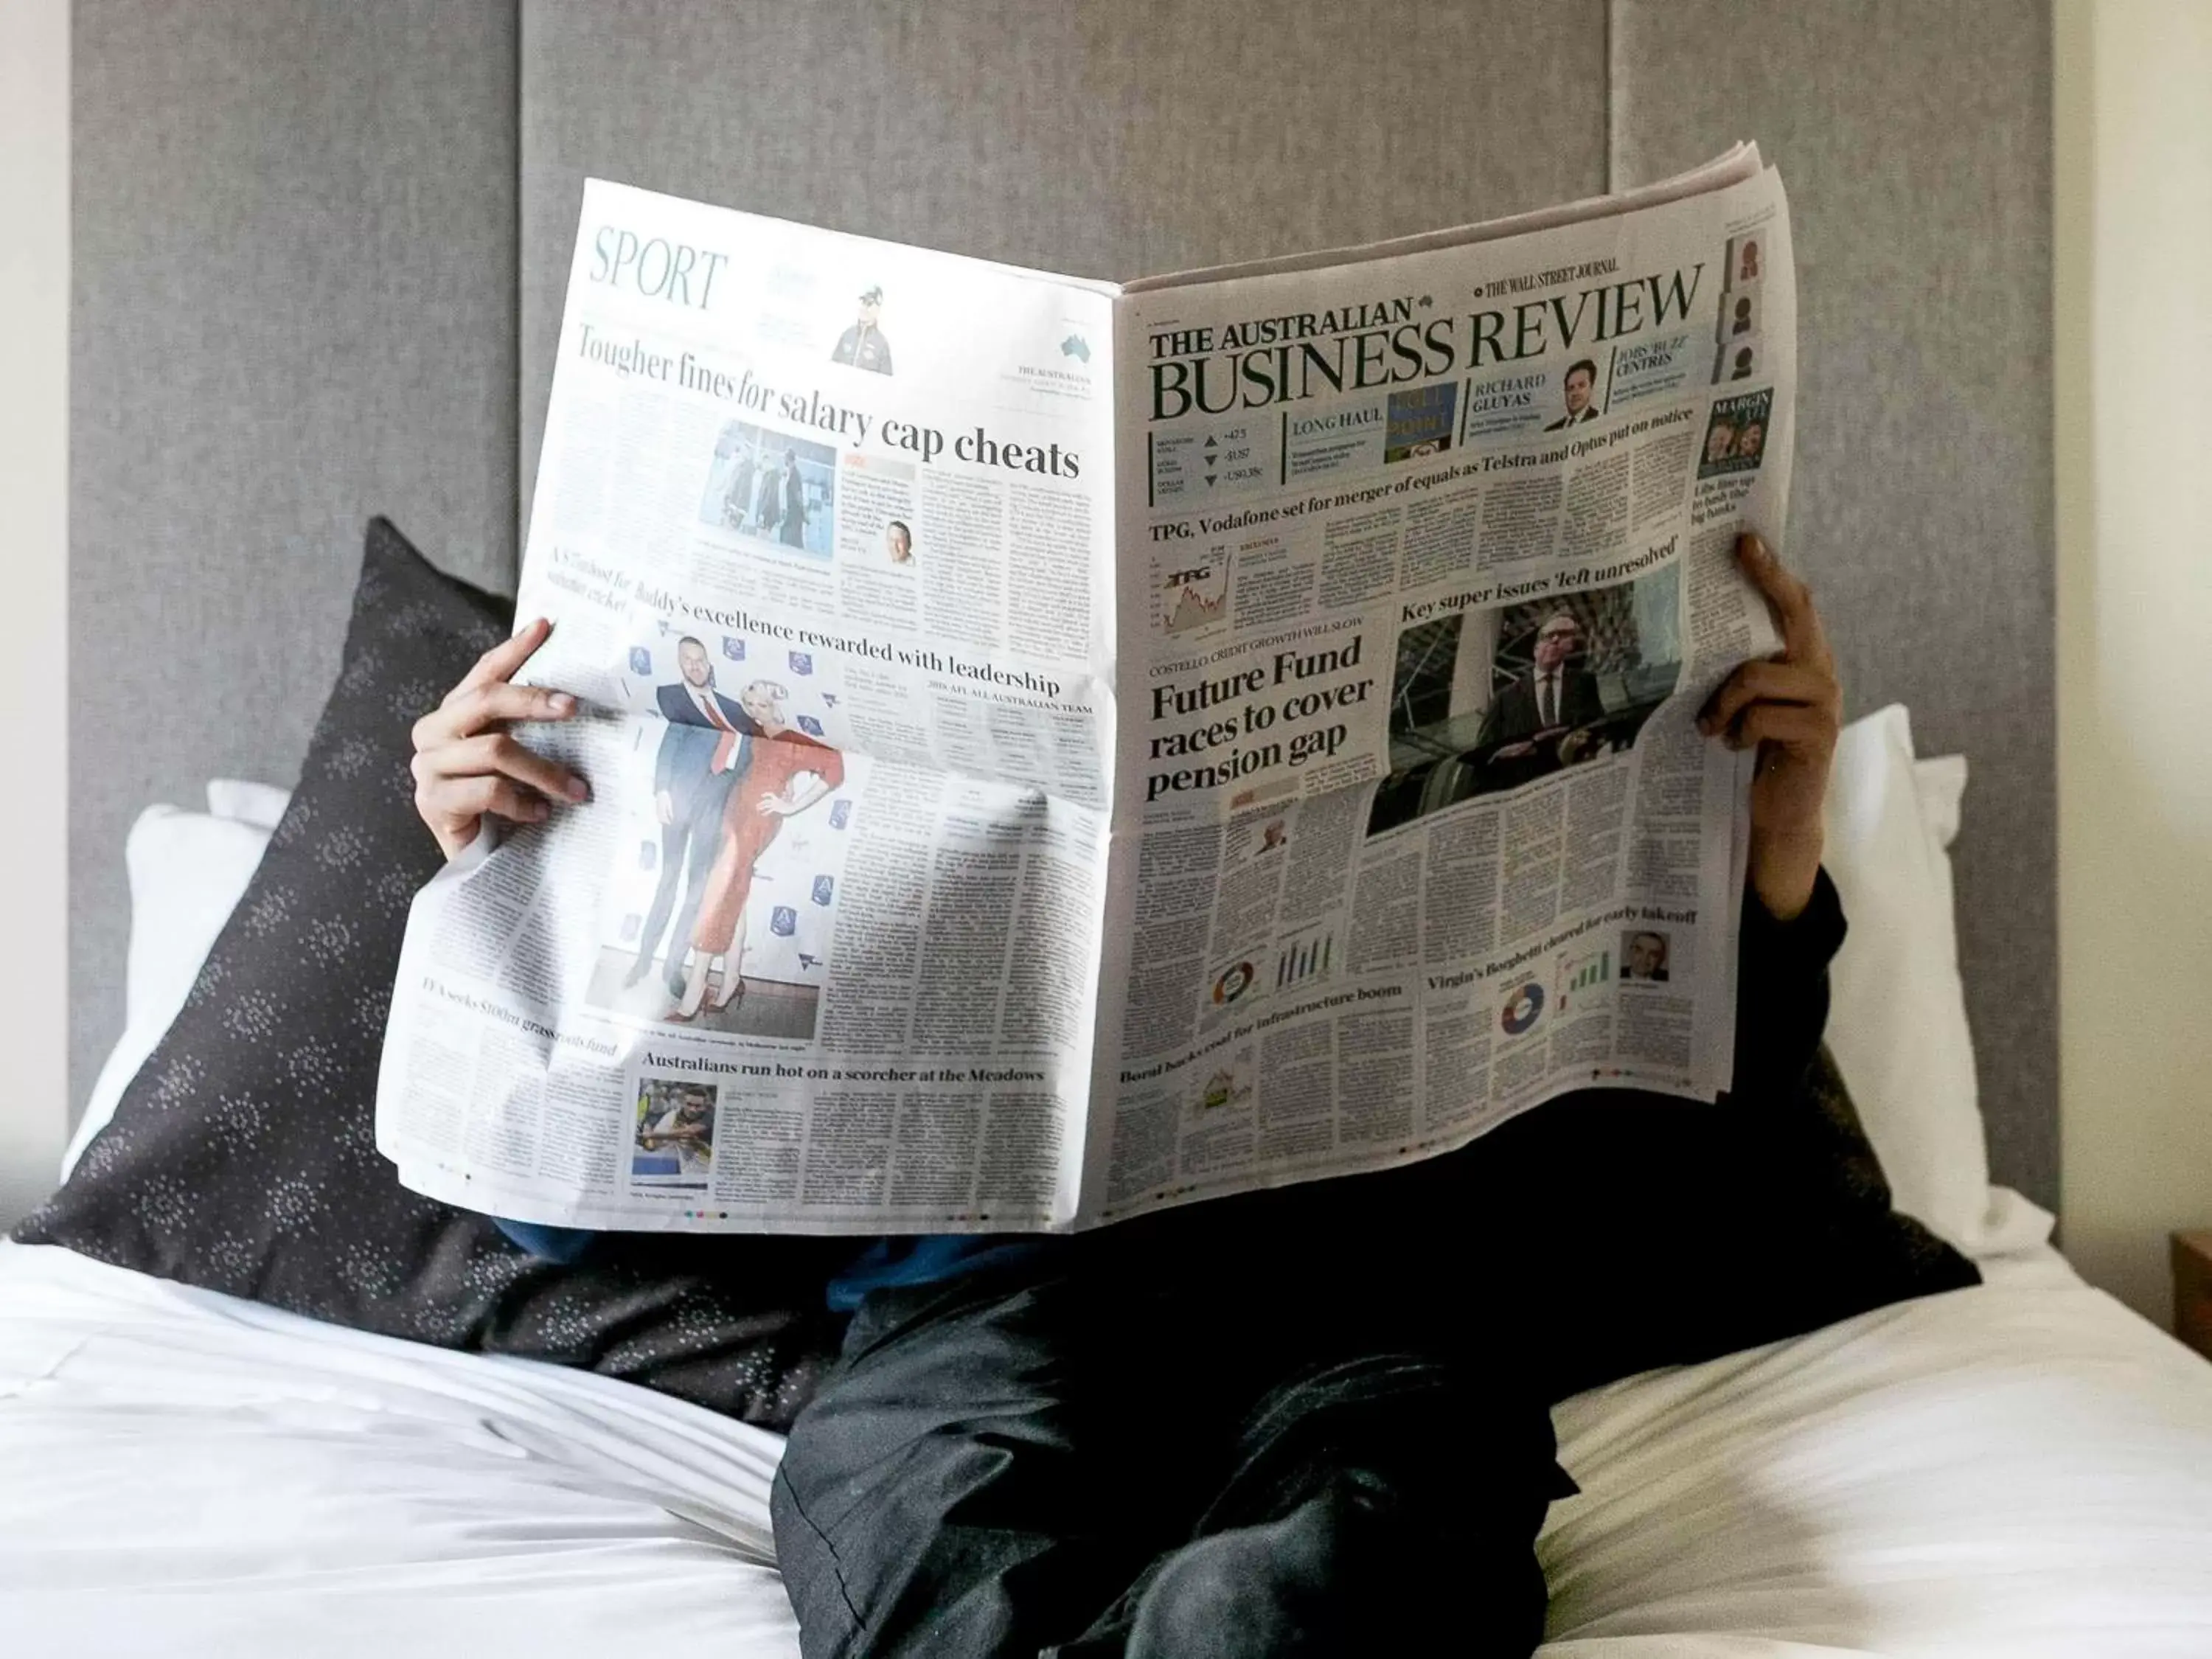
[376,145,1795,1235]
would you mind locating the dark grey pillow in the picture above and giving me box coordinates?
[16,519,848,1429]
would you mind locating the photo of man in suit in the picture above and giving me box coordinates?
[1543,359,1601,430]
[1622,930,1672,982]
[1374,568,1686,832]
[627,636,762,996]
[1476,611,1607,753]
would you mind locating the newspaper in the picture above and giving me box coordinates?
[377,147,1795,1235]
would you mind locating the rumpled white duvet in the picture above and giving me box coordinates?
[3,1241,2209,1658]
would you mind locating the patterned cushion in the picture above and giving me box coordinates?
[17,519,848,1429]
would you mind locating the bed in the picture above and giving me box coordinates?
[9,1238,2210,1657]
[37,4,2193,1655]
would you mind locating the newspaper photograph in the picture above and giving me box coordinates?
[376,150,1794,1235]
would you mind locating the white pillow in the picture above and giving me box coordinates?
[62,782,290,1180]
[1821,707,2052,1257]
[204,777,292,831]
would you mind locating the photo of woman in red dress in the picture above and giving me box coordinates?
[671,678,845,1020]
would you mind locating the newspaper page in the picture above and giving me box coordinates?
[377,156,1794,1237]
[1081,160,1793,1225]
[378,181,1124,1234]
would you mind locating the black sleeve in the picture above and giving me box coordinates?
[1726,866,1846,1107]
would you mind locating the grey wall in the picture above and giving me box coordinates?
[69,0,2056,1211]
[69,0,518,1109]
[1611,0,2056,1202]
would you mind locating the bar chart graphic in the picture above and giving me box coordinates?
[1274,926,1335,992]
[1556,947,1611,1011]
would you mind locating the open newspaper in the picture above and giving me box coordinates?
[377,146,1795,1234]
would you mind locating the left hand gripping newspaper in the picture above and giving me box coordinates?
[378,153,1795,1234]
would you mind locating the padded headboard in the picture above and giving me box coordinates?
[69,0,518,1127]
[70,0,2057,1211]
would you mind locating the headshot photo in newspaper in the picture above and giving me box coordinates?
[1726,231,1765,289]
[698,418,837,558]
[1367,562,1684,835]
[1621,927,1674,984]
[1543,357,1607,430]
[584,629,857,1039]
[1714,338,1762,385]
[1719,291,1761,341]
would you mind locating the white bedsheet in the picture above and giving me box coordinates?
[0,1242,801,1657]
[3,1242,2210,1658]
[1543,1251,2212,1657]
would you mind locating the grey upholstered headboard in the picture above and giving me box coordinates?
[70,1,2056,1210]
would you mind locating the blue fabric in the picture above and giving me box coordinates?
[490,1217,1034,1312]
[493,1218,598,1265]
[824,1235,1046,1313]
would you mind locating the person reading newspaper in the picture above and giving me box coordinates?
[407,532,1968,1658]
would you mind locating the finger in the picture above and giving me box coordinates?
[1697,659,1839,734]
[419,681,580,748]
[419,733,590,804]
[1726,701,1835,752]
[1736,535,1833,670]
[454,616,554,696]
[418,771,550,829]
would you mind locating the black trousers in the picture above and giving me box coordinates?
[772,1208,1569,1659]
[636,766,737,991]
[771,877,1973,1656]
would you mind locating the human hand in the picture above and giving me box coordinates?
[655,789,675,826]
[409,617,589,860]
[757,790,798,818]
[1697,534,1840,920]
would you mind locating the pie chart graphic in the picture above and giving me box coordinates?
[1499,981,1545,1036]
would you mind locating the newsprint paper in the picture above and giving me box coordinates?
[377,147,1795,1234]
